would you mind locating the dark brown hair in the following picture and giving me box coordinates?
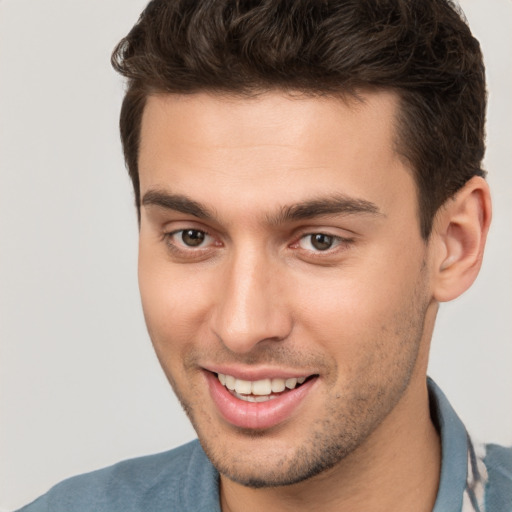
[111,0,486,238]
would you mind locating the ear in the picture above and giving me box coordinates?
[430,176,492,302]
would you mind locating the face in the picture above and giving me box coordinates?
[137,91,436,487]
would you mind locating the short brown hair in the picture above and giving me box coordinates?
[112,0,486,239]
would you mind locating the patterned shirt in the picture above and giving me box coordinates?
[428,378,512,512]
[463,437,489,512]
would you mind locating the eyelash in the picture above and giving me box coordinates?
[163,229,219,256]
[292,233,352,253]
[162,228,353,259]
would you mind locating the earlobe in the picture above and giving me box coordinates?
[431,176,492,303]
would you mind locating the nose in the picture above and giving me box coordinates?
[211,250,293,354]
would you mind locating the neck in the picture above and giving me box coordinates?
[220,377,441,512]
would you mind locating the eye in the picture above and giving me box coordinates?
[299,233,339,251]
[180,229,208,247]
[165,228,215,250]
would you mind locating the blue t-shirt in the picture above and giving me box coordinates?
[16,380,512,511]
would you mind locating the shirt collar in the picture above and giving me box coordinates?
[429,377,470,512]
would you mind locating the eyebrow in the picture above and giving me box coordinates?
[142,189,382,224]
[268,195,382,225]
[142,190,215,219]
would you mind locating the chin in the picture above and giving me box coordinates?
[192,406,374,489]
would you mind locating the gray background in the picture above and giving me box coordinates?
[0,0,510,510]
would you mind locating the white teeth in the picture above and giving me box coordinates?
[285,378,298,389]
[271,378,286,393]
[252,379,272,395]
[234,392,278,402]
[217,373,309,397]
[225,374,236,391]
[234,378,252,395]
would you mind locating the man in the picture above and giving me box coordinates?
[16,0,511,511]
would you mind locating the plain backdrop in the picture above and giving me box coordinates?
[0,0,511,510]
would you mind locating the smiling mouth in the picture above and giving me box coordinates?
[216,373,315,403]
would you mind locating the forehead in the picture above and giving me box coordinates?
[138,90,415,224]
[139,90,400,158]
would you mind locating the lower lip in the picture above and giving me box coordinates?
[206,372,317,430]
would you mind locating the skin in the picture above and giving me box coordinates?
[137,90,490,512]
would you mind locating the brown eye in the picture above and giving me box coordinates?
[181,229,206,247]
[295,232,352,257]
[309,233,334,251]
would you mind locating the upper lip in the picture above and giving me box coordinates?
[202,364,316,381]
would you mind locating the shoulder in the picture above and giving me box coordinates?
[484,443,512,512]
[16,440,219,512]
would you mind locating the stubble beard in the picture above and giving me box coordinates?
[157,276,431,489]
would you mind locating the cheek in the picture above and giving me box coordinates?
[294,268,394,329]
[292,255,425,362]
[137,248,215,355]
